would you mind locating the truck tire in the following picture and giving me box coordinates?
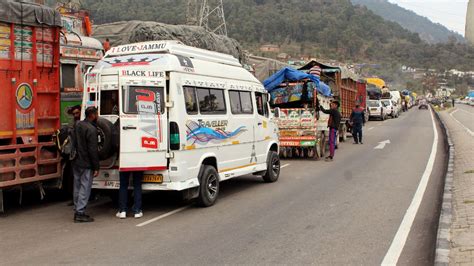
[341,125,347,142]
[96,118,116,160]
[262,151,280,183]
[318,132,326,158]
[197,165,220,207]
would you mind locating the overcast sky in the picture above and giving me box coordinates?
[388,0,469,36]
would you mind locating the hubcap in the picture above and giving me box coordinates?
[207,174,218,198]
[271,157,280,176]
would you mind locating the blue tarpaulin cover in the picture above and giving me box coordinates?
[263,67,332,97]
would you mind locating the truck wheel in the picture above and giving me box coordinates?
[318,132,326,158]
[341,125,347,142]
[262,151,280,183]
[96,118,116,160]
[197,165,219,207]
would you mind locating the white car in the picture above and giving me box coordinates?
[367,100,388,121]
[85,41,280,207]
[381,99,400,118]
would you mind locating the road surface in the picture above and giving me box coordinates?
[0,107,447,265]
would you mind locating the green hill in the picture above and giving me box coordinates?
[81,0,474,71]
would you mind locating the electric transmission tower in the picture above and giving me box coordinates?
[186,0,228,36]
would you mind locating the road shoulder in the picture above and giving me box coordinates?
[438,108,474,265]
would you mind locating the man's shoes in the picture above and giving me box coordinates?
[116,211,127,219]
[134,212,143,219]
[353,142,359,144]
[325,156,333,162]
[360,142,363,144]
[74,213,94,223]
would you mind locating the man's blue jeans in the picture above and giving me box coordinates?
[119,171,143,213]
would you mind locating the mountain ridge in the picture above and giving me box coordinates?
[351,0,465,44]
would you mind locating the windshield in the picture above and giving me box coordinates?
[382,100,391,106]
[368,101,379,107]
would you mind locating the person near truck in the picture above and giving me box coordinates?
[319,101,341,161]
[116,171,144,219]
[65,105,81,207]
[350,104,365,144]
[73,107,100,223]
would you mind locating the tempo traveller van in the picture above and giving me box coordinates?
[84,41,280,206]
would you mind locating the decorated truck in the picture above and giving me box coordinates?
[299,61,358,143]
[264,67,332,159]
[0,1,62,212]
[58,4,104,126]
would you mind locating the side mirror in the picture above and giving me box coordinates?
[274,107,281,118]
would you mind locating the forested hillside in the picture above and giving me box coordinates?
[81,0,474,71]
[351,0,465,44]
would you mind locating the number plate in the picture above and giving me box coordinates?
[370,108,377,111]
[142,174,163,183]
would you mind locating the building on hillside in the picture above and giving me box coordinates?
[259,44,280,52]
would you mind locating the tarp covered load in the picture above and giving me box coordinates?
[0,0,61,27]
[263,67,332,97]
[247,55,291,82]
[93,21,244,62]
[366,78,386,88]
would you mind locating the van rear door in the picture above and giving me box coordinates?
[119,74,168,172]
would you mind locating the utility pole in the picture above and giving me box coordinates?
[186,0,228,36]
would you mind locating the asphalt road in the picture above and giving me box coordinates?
[451,104,474,133]
[0,107,447,265]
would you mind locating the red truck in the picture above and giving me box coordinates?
[0,1,63,211]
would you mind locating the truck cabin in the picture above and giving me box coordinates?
[59,12,104,126]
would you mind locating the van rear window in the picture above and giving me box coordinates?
[122,86,164,114]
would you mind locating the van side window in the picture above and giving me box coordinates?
[230,90,253,114]
[122,86,164,114]
[183,86,198,114]
[196,88,226,114]
[255,92,269,117]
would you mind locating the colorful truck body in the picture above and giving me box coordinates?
[0,1,62,211]
[58,7,104,126]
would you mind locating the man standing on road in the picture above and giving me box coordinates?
[116,171,144,219]
[73,107,100,223]
[350,104,365,144]
[320,101,341,161]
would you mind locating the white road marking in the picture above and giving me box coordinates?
[457,107,474,115]
[450,109,474,137]
[382,107,439,265]
[368,127,374,131]
[374,140,391,150]
[137,164,291,227]
[136,205,191,227]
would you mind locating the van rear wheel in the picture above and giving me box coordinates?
[262,151,280,183]
[197,165,219,207]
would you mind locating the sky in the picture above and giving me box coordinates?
[388,0,469,36]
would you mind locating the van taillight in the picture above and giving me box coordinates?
[170,122,180,150]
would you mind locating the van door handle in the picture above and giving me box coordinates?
[122,126,137,130]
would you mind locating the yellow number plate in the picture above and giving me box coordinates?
[142,174,163,183]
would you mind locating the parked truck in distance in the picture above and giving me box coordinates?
[264,67,332,159]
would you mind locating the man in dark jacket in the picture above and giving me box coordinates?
[73,107,100,223]
[320,101,341,161]
[350,104,365,144]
